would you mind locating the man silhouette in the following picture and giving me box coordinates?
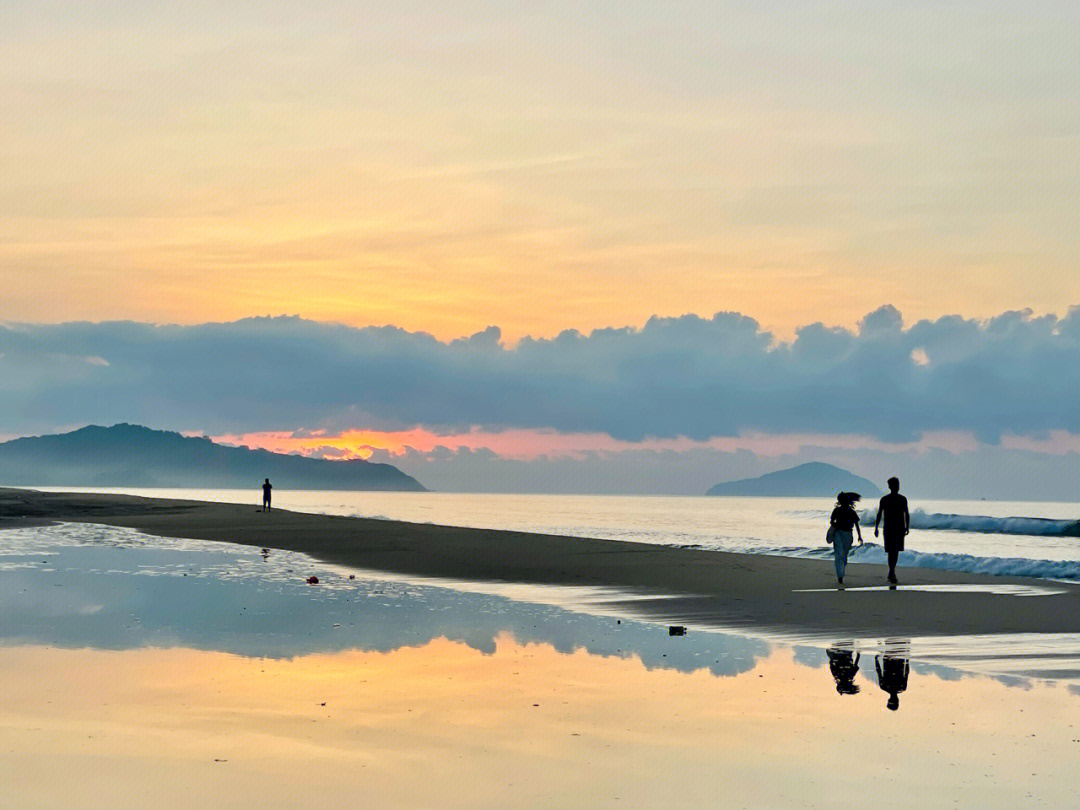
[262,478,272,511]
[874,477,909,584]
[875,650,910,711]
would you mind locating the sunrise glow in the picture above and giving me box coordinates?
[212,428,993,461]
[3,5,1078,341]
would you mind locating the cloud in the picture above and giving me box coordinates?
[1,307,1078,444]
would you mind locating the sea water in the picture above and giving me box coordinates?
[38,488,1080,581]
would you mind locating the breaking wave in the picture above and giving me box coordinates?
[778,542,1080,582]
[858,509,1080,537]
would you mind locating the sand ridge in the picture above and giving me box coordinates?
[2,487,1078,638]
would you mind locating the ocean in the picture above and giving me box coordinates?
[38,488,1080,582]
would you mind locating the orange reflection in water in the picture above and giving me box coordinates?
[0,637,1076,809]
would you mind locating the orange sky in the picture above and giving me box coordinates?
[2,4,1079,341]
[211,427,998,461]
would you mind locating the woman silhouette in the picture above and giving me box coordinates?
[827,491,863,584]
[826,643,861,695]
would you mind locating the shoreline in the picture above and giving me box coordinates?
[2,486,1079,638]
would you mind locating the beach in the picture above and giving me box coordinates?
[4,486,1079,809]
[3,486,1078,638]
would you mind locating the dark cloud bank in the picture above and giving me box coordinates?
[2,306,1078,445]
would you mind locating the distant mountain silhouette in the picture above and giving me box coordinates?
[706,462,882,498]
[0,424,425,491]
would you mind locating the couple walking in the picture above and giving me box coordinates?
[827,477,909,585]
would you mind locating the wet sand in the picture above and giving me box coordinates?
[2,486,1078,637]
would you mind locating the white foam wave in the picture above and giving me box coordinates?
[857,509,1080,537]
[779,541,1080,581]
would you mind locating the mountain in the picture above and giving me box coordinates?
[0,424,426,491]
[706,462,882,498]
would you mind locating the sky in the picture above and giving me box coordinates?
[2,2,1079,496]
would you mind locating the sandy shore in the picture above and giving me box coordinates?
[2,486,1078,637]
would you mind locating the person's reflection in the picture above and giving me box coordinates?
[826,642,861,695]
[875,639,910,711]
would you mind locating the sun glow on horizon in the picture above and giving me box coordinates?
[211,427,1022,462]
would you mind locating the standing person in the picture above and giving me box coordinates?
[874,477,909,584]
[261,478,273,512]
[827,492,863,585]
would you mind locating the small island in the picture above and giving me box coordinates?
[0,424,425,491]
[706,462,882,498]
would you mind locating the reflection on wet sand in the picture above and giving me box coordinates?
[0,523,777,676]
[4,523,1080,690]
[827,640,913,711]
[2,640,1078,809]
[3,522,1080,808]
[827,642,862,695]
[877,639,912,711]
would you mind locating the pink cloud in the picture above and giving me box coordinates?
[212,427,985,461]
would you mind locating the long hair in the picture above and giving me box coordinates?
[835,491,861,508]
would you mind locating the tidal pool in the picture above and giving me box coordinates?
[1,523,1077,809]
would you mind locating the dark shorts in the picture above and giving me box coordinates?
[883,529,904,553]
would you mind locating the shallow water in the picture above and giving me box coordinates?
[2,522,1079,808]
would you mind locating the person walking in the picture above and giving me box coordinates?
[827,491,863,585]
[261,478,273,512]
[874,477,909,584]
